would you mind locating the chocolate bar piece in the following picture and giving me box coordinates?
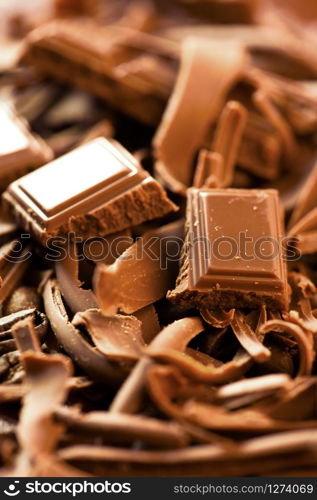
[0,104,53,190]
[168,188,289,310]
[22,21,176,125]
[2,138,177,244]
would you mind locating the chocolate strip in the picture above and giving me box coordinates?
[168,188,289,310]
[154,38,247,187]
[3,138,177,244]
[55,406,188,449]
[210,101,248,187]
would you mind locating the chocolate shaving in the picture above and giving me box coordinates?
[216,374,291,401]
[58,429,317,468]
[210,101,248,187]
[182,400,316,434]
[230,310,271,363]
[146,318,250,384]
[259,320,315,376]
[55,406,188,449]
[11,317,41,353]
[193,151,223,189]
[55,242,98,314]
[73,309,145,362]
[13,330,72,475]
[43,279,127,385]
[154,38,247,187]
[94,231,176,315]
[133,304,160,344]
[252,89,298,167]
[200,309,235,328]
[109,357,152,414]
[289,160,317,228]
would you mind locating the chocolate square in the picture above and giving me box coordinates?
[168,188,289,310]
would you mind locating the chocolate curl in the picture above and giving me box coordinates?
[10,319,72,475]
[109,317,203,414]
[230,310,271,363]
[287,272,317,334]
[55,406,189,449]
[200,309,234,328]
[252,89,298,167]
[259,320,315,376]
[288,160,317,229]
[43,280,127,385]
[182,399,316,435]
[154,38,248,187]
[147,317,254,384]
[147,364,214,419]
[211,100,248,187]
[109,357,152,414]
[133,304,160,344]
[72,309,145,362]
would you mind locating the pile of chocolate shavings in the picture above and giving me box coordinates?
[0,0,316,478]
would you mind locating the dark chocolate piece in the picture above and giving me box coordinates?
[3,138,177,244]
[168,188,289,310]
[43,279,127,385]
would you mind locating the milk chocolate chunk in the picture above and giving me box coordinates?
[3,138,177,244]
[22,21,175,125]
[0,104,53,190]
[168,188,289,311]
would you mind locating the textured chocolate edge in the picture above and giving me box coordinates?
[3,178,178,244]
[167,220,288,312]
